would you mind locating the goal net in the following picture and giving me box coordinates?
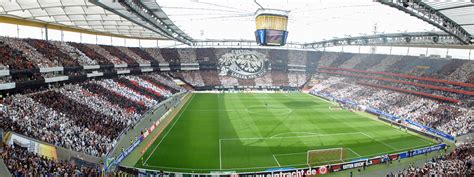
[307,148,345,166]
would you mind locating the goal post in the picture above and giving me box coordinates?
[307,147,345,166]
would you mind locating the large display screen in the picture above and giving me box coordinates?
[255,29,288,46]
[266,30,285,45]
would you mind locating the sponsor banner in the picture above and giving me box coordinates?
[369,158,381,165]
[389,154,399,161]
[240,166,330,177]
[265,167,297,172]
[7,133,58,160]
[399,152,408,159]
[404,119,454,141]
[411,143,446,157]
[143,130,150,139]
[330,164,342,172]
[341,160,366,170]
[38,143,57,160]
[115,135,144,165]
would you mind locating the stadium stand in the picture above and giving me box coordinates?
[1,73,180,157]
[68,42,113,65]
[24,38,80,67]
[0,37,54,68]
[0,36,472,176]
[392,142,473,176]
[1,143,100,176]
[310,76,472,136]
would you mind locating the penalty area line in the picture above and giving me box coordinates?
[360,132,397,150]
[273,155,281,167]
[219,139,222,170]
[347,148,362,157]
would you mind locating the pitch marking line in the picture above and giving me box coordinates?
[143,94,195,165]
[360,132,397,150]
[273,151,307,156]
[142,143,435,172]
[347,148,362,157]
[220,132,364,141]
[270,132,321,138]
[273,155,281,167]
[219,139,222,170]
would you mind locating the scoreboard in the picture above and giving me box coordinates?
[255,29,288,46]
[254,9,289,46]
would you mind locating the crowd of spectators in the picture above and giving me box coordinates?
[24,38,79,67]
[50,41,98,66]
[447,61,474,84]
[0,74,180,157]
[100,45,138,65]
[68,42,113,65]
[287,72,307,87]
[160,48,181,65]
[178,49,198,63]
[179,71,205,87]
[0,39,35,70]
[338,54,366,69]
[82,82,147,114]
[367,56,404,72]
[115,77,164,101]
[200,70,222,86]
[254,73,273,87]
[317,53,339,67]
[177,70,305,88]
[323,52,474,84]
[30,90,121,156]
[84,44,125,65]
[58,84,139,126]
[96,79,159,108]
[0,94,112,156]
[394,142,473,176]
[310,76,472,136]
[1,144,99,176]
[116,46,149,64]
[143,48,167,63]
[271,71,290,86]
[145,73,184,92]
[218,75,239,87]
[128,47,159,64]
[288,50,307,65]
[237,77,256,86]
[0,37,54,68]
[126,76,172,97]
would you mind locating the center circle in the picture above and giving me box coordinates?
[245,105,292,115]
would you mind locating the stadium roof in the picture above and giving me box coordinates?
[423,1,474,38]
[157,0,442,43]
[0,0,167,39]
[0,0,472,46]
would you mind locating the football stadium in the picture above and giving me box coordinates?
[0,0,473,176]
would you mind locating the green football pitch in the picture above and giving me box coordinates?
[134,93,435,173]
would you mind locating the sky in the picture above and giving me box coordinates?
[157,0,439,43]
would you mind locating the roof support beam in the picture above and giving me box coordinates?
[303,32,462,49]
[91,0,192,45]
[376,0,472,45]
[437,4,474,11]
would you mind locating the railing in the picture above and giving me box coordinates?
[104,91,187,172]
